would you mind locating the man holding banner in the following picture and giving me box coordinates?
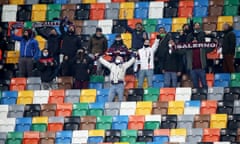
[181,23,214,88]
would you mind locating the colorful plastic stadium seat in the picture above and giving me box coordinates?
[98,20,113,34]
[71,130,88,144]
[224,0,239,16]
[6,132,23,144]
[22,132,40,144]
[120,102,136,115]
[47,4,61,21]
[210,114,227,128]
[80,89,96,103]
[152,102,168,115]
[56,103,72,117]
[35,36,46,51]
[48,90,65,104]
[144,115,161,130]
[175,87,191,101]
[194,0,209,17]
[172,17,188,32]
[90,3,105,20]
[202,128,220,142]
[112,116,128,130]
[47,116,64,132]
[178,0,194,17]
[148,1,164,18]
[143,88,159,102]
[1,5,18,22]
[15,117,32,132]
[135,101,152,115]
[169,129,187,143]
[119,2,135,19]
[153,129,169,143]
[31,117,48,132]
[17,90,33,104]
[88,130,105,143]
[39,132,56,144]
[121,130,137,143]
[143,19,158,33]
[156,18,172,32]
[41,104,56,117]
[159,88,176,102]
[88,102,104,116]
[31,4,47,21]
[168,101,184,115]
[10,77,27,91]
[1,91,18,105]
[128,115,145,130]
[214,73,231,87]
[201,100,217,114]
[57,77,73,90]
[193,114,210,128]
[82,0,97,3]
[121,33,132,49]
[96,116,112,130]
[55,131,72,144]
[231,73,240,87]
[0,105,9,118]
[80,116,96,130]
[217,16,233,31]
[184,100,201,115]
[134,2,149,19]
[62,4,76,21]
[105,3,119,19]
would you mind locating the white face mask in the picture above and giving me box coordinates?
[0,65,3,69]
[43,53,48,57]
[168,44,172,48]
[115,59,121,64]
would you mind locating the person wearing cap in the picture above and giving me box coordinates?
[11,28,40,77]
[99,55,136,102]
[125,22,148,50]
[88,27,108,75]
[137,38,160,88]
[60,18,82,76]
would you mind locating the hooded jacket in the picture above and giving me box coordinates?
[37,52,56,82]
[11,31,40,60]
[60,23,82,59]
[222,26,236,55]
[89,34,108,55]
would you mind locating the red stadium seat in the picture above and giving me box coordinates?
[90,3,105,20]
[10,77,27,91]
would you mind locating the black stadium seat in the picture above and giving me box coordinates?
[63,116,80,130]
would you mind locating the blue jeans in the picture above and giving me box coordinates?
[138,69,153,88]
[190,69,207,88]
[164,72,177,87]
[108,83,124,102]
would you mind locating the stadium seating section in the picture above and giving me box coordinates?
[1,0,240,143]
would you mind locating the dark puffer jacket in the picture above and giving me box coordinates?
[222,26,236,55]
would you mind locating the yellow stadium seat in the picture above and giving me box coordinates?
[32,4,47,21]
[35,35,46,50]
[6,51,20,64]
[80,89,97,103]
[17,90,34,104]
[170,129,187,136]
[119,2,135,19]
[172,17,187,32]
[170,129,187,142]
[9,0,24,4]
[121,33,132,49]
[82,0,97,3]
[168,101,184,115]
[32,117,48,124]
[217,16,233,31]
[135,101,152,115]
[210,114,227,128]
[89,130,105,137]
[114,143,129,144]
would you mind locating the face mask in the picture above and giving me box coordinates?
[115,59,121,64]
[144,44,149,48]
[160,33,166,37]
[194,30,199,33]
[43,53,48,57]
[168,44,172,48]
[0,65,3,69]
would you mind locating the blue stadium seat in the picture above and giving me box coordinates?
[234,30,240,46]
[135,2,149,19]
[55,131,72,144]
[15,117,32,132]
[194,0,209,17]
[54,0,67,4]
[87,136,104,143]
[156,18,172,32]
[89,102,104,109]
[89,83,103,89]
[152,74,164,88]
[105,34,117,48]
[112,116,129,130]
[96,89,109,103]
[1,91,18,104]
[88,102,104,116]
[214,73,231,87]
[153,136,169,143]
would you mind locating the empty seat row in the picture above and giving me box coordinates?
[2,98,240,117]
[0,128,240,144]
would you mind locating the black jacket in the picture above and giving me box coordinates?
[163,49,182,72]
[222,27,236,55]
[60,24,82,59]
[37,55,57,82]
[155,33,172,59]
[73,54,93,81]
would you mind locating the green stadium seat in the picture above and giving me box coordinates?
[224,5,239,16]
[6,132,23,144]
[96,116,112,130]
[90,75,105,83]
[144,115,161,130]
[121,130,137,143]
[31,124,47,132]
[188,17,203,24]
[143,88,160,101]
[143,19,157,33]
[72,103,88,116]
[47,4,61,21]
[231,73,240,87]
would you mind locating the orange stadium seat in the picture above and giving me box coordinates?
[48,90,65,104]
[90,3,105,20]
[159,88,176,102]
[10,77,27,91]
[128,115,145,130]
[55,103,72,117]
